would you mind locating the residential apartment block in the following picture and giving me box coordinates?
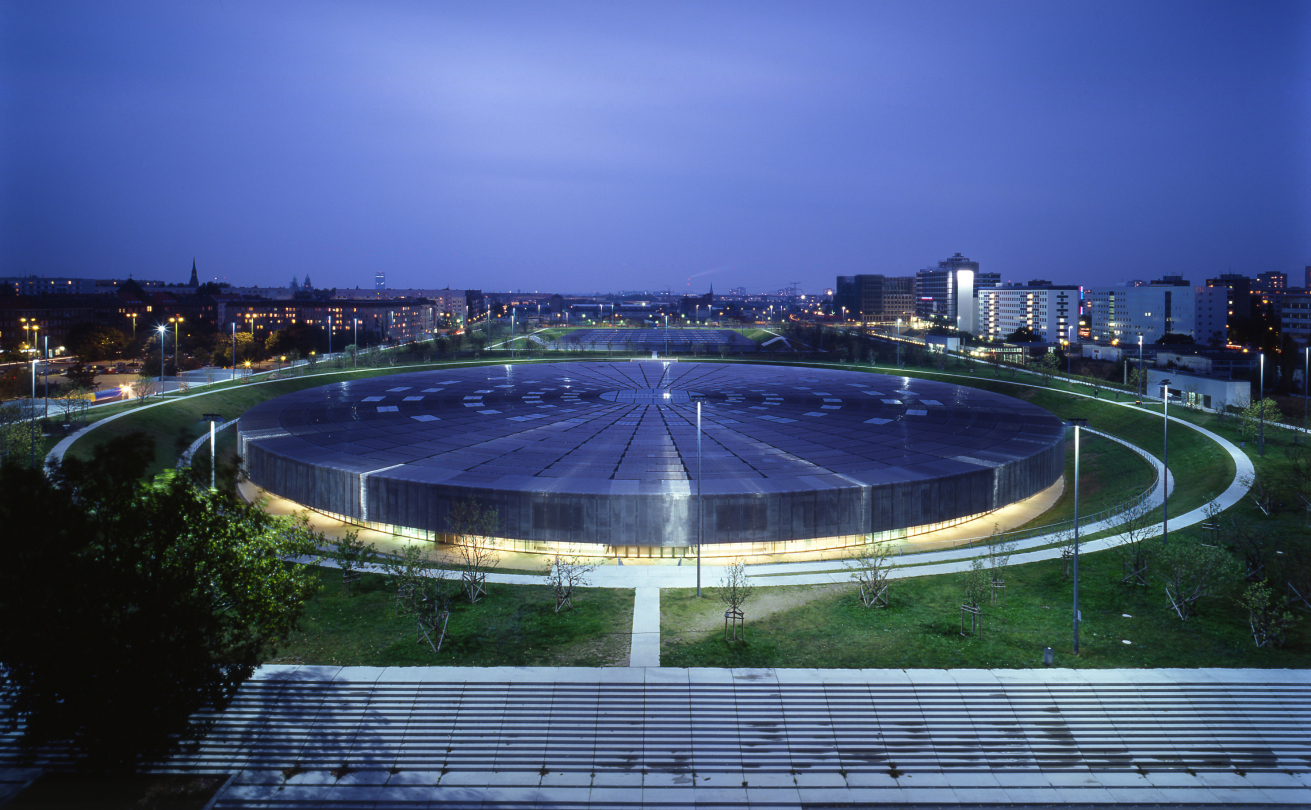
[976,284,1078,343]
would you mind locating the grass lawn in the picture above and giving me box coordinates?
[271,567,635,667]
[661,539,1311,669]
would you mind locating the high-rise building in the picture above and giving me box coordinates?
[1255,271,1287,294]
[1087,284,1227,345]
[375,271,386,291]
[835,275,915,327]
[1205,273,1253,336]
[913,253,999,334]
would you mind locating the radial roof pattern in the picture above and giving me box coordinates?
[238,362,1064,493]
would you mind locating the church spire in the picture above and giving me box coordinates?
[188,259,199,287]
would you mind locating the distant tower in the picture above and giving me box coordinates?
[375,271,386,291]
[303,273,312,290]
[188,259,199,287]
[289,275,300,290]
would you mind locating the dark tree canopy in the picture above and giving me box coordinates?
[1004,326,1040,343]
[65,323,129,361]
[0,434,320,769]
[1155,333,1195,345]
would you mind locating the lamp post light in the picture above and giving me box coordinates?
[170,316,184,389]
[690,393,708,597]
[1304,346,1308,437]
[43,335,49,418]
[1066,325,1073,378]
[1066,417,1087,654]
[29,356,38,468]
[1160,379,1171,545]
[231,322,237,381]
[354,318,359,370]
[157,324,167,398]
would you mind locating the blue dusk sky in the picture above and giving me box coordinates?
[2,1,1308,295]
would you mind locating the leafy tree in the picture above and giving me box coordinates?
[64,362,99,390]
[0,402,38,466]
[1004,326,1040,343]
[0,434,320,768]
[1239,397,1282,438]
[65,323,128,362]
[1154,333,1195,345]
[842,541,893,607]
[1155,536,1241,620]
[380,544,454,653]
[1237,581,1297,648]
[330,530,378,595]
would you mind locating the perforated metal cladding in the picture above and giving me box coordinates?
[240,362,1065,547]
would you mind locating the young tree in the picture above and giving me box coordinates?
[53,384,93,427]
[1239,397,1282,438]
[842,540,893,607]
[331,530,379,595]
[1155,537,1241,620]
[1240,471,1277,517]
[448,498,499,603]
[717,559,753,641]
[0,434,321,768]
[1237,582,1297,648]
[986,527,1017,603]
[380,544,455,652]
[544,549,598,612]
[1220,515,1269,581]
[1115,499,1154,586]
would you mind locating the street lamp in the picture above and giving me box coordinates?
[1066,417,1087,654]
[157,324,167,397]
[354,318,360,370]
[1160,379,1172,545]
[1138,334,1144,402]
[231,322,237,382]
[29,355,38,468]
[169,316,184,388]
[690,393,708,597]
[201,413,223,490]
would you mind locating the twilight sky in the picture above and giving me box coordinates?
[2,1,1308,295]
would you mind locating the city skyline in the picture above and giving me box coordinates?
[3,1,1308,294]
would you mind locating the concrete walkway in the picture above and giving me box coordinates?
[5,666,1304,808]
[628,588,661,667]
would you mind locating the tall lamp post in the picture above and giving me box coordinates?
[690,393,707,597]
[1066,417,1087,654]
[354,318,359,370]
[157,324,168,398]
[1138,334,1144,402]
[29,356,38,468]
[43,335,49,418]
[1160,379,1171,545]
[169,316,184,389]
[1304,347,1309,437]
[231,322,237,381]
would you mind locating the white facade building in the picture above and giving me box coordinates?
[1087,285,1226,344]
[976,285,1078,343]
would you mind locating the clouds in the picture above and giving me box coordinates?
[2,1,1307,291]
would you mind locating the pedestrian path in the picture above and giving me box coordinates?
[628,587,660,666]
[8,666,1302,808]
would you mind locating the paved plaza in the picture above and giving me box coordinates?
[5,666,1305,808]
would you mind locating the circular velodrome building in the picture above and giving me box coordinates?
[239,361,1065,558]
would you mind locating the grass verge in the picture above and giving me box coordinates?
[271,567,634,667]
[661,539,1311,669]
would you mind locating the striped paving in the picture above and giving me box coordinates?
[8,667,1303,807]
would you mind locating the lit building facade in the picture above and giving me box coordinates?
[1086,285,1227,344]
[977,284,1078,343]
